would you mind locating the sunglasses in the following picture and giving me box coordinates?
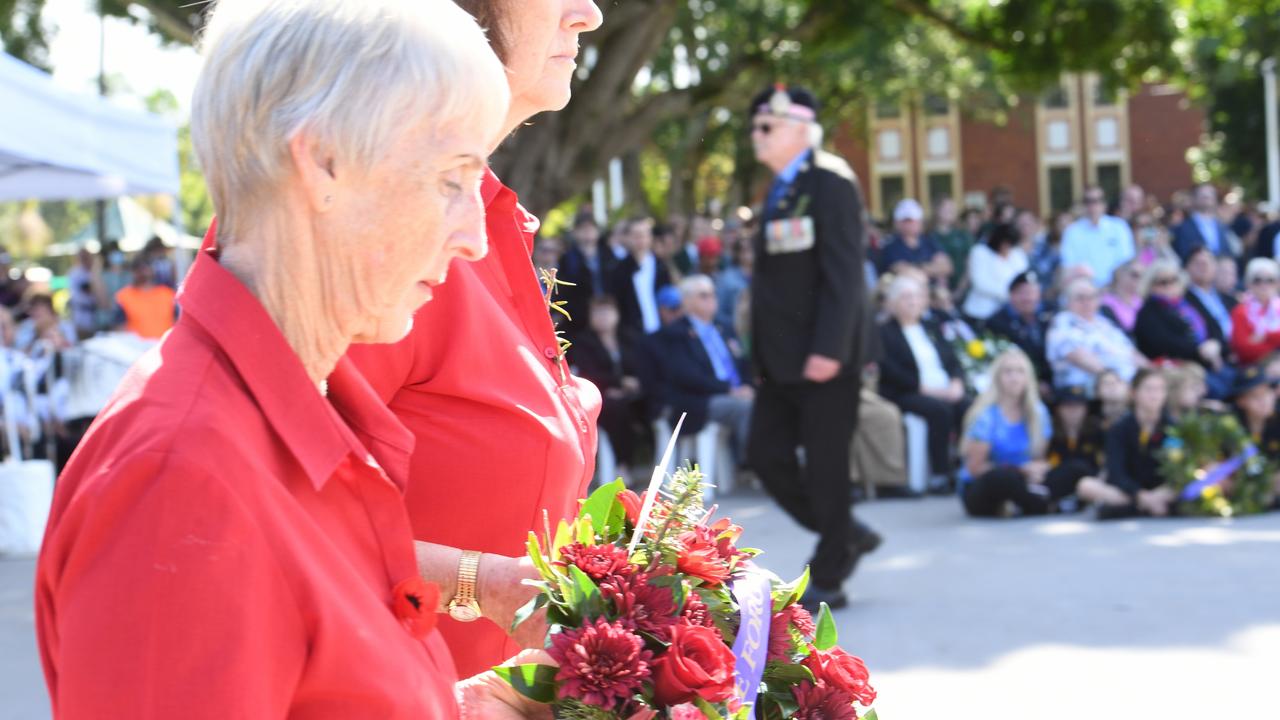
[751,121,776,135]
[1251,276,1278,285]
[1153,276,1179,286]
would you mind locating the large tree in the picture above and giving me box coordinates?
[3,0,1184,217]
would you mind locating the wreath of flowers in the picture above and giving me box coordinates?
[1158,412,1278,517]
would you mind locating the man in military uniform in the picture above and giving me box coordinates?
[746,84,879,610]
[986,270,1055,394]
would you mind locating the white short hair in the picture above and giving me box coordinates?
[192,0,508,236]
[885,274,925,304]
[679,274,715,308]
[1245,257,1280,286]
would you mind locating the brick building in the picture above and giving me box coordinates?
[833,74,1206,221]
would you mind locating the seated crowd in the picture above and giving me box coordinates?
[549,179,1280,518]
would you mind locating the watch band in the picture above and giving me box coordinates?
[447,550,483,622]
[455,550,481,604]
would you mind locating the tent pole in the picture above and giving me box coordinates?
[96,0,107,250]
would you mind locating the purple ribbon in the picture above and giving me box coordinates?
[729,568,772,708]
[1180,445,1258,500]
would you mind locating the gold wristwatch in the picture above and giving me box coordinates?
[447,550,483,622]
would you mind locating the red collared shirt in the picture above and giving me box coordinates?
[36,250,458,719]
[347,167,602,676]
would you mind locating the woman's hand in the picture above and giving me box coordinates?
[456,649,555,720]
[1198,340,1223,369]
[479,554,549,650]
[1021,460,1050,484]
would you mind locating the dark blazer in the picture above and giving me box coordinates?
[556,245,612,334]
[1183,286,1237,346]
[653,316,743,434]
[1250,221,1280,262]
[1103,412,1171,495]
[876,317,963,402]
[751,149,869,384]
[568,327,640,396]
[608,253,672,334]
[1133,296,1204,365]
[1173,216,1235,261]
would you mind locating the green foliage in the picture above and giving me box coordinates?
[491,663,558,704]
[580,479,627,540]
[1158,412,1278,517]
[813,602,838,651]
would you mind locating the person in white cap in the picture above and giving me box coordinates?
[877,198,949,283]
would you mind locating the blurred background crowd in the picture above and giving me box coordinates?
[545,180,1280,518]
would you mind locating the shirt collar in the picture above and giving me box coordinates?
[181,230,411,492]
[777,148,811,184]
[482,166,540,237]
[687,314,712,334]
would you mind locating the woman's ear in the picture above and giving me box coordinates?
[288,131,339,213]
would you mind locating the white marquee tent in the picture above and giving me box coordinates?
[0,52,179,202]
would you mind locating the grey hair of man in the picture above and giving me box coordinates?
[191,0,508,241]
[679,274,716,311]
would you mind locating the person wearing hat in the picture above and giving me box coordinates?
[961,222,1029,323]
[987,268,1054,394]
[696,235,724,275]
[745,83,879,610]
[1232,365,1280,454]
[1044,385,1105,511]
[876,198,948,281]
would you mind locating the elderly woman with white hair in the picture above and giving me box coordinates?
[1133,258,1235,397]
[34,1,547,717]
[1046,276,1149,393]
[877,274,967,489]
[1230,257,1280,365]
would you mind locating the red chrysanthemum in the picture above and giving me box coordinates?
[767,604,817,661]
[792,681,859,720]
[548,618,653,708]
[801,648,876,707]
[557,542,638,582]
[601,573,680,638]
[681,592,716,629]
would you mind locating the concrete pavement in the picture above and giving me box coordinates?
[3,494,1278,719]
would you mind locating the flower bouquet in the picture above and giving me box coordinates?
[949,332,1014,396]
[1159,412,1278,517]
[497,424,878,719]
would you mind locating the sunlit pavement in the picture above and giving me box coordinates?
[3,494,1279,719]
[719,493,1280,720]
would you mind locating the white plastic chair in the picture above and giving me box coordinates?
[652,417,734,503]
[904,412,929,495]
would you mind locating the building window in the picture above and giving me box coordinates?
[1043,83,1069,109]
[875,99,902,119]
[923,93,949,116]
[1048,166,1075,212]
[927,173,954,209]
[1093,81,1118,107]
[1097,164,1122,208]
[879,176,906,219]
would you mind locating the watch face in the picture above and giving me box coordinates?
[449,603,482,623]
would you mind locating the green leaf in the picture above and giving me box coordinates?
[526,532,556,583]
[492,663,557,704]
[693,696,726,720]
[568,565,606,620]
[814,602,838,650]
[581,479,625,535]
[510,592,548,634]
[763,661,816,685]
[864,709,879,720]
[772,566,810,613]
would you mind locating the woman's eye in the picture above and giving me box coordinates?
[440,178,463,197]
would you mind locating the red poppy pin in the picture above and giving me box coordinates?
[392,576,440,640]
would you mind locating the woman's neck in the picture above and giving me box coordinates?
[1134,406,1161,429]
[219,214,349,388]
[997,395,1023,418]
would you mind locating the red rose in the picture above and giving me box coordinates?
[801,648,876,706]
[675,531,732,587]
[618,489,643,526]
[651,622,736,707]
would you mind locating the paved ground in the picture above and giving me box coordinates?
[3,494,1279,719]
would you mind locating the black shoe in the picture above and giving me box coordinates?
[1097,503,1139,521]
[840,525,883,579]
[800,584,848,611]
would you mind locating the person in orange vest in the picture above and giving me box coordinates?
[113,255,176,339]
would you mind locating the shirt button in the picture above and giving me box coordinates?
[544,347,558,359]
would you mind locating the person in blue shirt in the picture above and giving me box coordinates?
[957,348,1057,517]
[876,198,948,281]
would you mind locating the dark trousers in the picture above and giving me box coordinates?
[747,374,862,589]
[962,460,1092,517]
[891,393,963,476]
